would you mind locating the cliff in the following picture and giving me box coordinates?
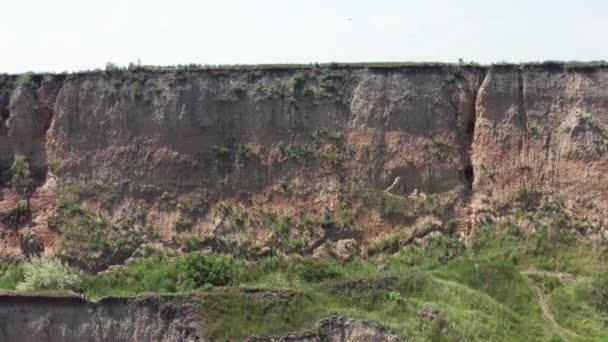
[0,291,400,342]
[0,292,200,341]
[1,63,607,266]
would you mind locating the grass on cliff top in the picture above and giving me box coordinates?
[9,60,608,78]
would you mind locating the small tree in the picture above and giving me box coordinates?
[10,153,33,202]
[16,257,81,291]
[177,252,235,290]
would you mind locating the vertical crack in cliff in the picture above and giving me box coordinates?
[456,69,487,234]
[0,77,11,121]
[517,67,528,131]
[463,90,476,191]
[0,77,14,172]
[517,66,532,186]
[462,70,487,191]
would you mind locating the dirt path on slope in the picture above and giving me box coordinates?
[522,269,585,341]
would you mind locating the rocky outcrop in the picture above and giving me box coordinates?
[249,316,401,342]
[316,316,401,341]
[472,64,608,226]
[0,290,400,342]
[0,292,201,342]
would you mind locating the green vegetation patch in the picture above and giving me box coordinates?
[178,252,235,290]
[290,72,306,97]
[199,289,324,340]
[280,142,316,160]
[52,184,153,272]
[1,187,607,340]
[548,279,608,338]
[0,263,25,290]
[0,202,31,228]
[10,153,33,199]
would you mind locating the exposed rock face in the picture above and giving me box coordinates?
[316,316,401,341]
[0,292,201,342]
[0,291,398,342]
[0,65,480,259]
[43,68,475,195]
[472,65,608,226]
[1,63,607,260]
[249,316,401,342]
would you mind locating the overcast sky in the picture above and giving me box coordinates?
[2,0,607,73]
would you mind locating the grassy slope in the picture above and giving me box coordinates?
[2,206,608,340]
[71,223,608,341]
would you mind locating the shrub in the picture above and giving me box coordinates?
[264,212,291,238]
[292,258,341,283]
[367,232,401,255]
[81,254,179,298]
[528,273,562,295]
[358,190,413,221]
[230,81,247,95]
[387,290,402,302]
[302,87,316,97]
[215,201,232,215]
[182,235,204,251]
[280,143,315,160]
[290,72,305,96]
[0,263,25,289]
[16,257,81,291]
[177,252,235,290]
[212,145,232,158]
[18,230,43,256]
[10,153,33,199]
[312,128,343,142]
[231,207,248,226]
[588,276,608,312]
[175,215,194,231]
[55,182,118,211]
[16,73,34,88]
[105,62,121,72]
[512,187,541,211]
[319,69,341,95]
[237,144,254,159]
[0,202,31,227]
[55,209,146,272]
[339,208,354,226]
[291,238,308,251]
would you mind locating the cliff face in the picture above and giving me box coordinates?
[0,292,200,342]
[473,65,608,227]
[0,64,607,262]
[0,291,400,342]
[46,67,476,195]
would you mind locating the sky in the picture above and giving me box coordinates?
[1,0,607,73]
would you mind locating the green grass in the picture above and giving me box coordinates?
[548,280,608,340]
[3,234,606,340]
[199,289,324,340]
[3,194,608,340]
[11,61,608,81]
[202,269,553,341]
[432,258,539,317]
[0,263,24,289]
[15,73,34,87]
[81,254,180,299]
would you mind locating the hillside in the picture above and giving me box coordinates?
[1,62,607,341]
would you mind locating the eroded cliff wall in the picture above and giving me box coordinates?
[0,292,200,342]
[473,65,608,227]
[0,63,606,264]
